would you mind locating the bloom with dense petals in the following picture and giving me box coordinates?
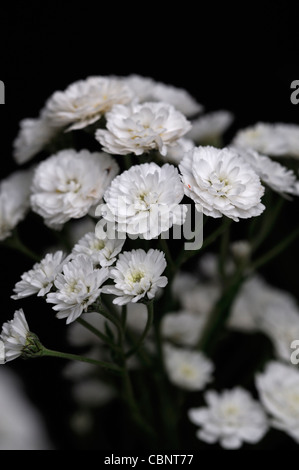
[255,361,299,443]
[43,76,134,131]
[46,255,109,324]
[188,388,269,448]
[0,310,30,362]
[233,147,299,196]
[11,251,68,299]
[163,344,214,391]
[30,149,119,229]
[99,162,187,239]
[102,249,167,305]
[72,231,125,267]
[179,146,265,221]
[95,102,191,156]
[0,169,33,241]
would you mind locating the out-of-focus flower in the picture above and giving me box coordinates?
[161,138,195,164]
[46,255,109,324]
[0,169,33,241]
[163,344,213,391]
[95,102,191,156]
[102,249,167,305]
[179,146,265,221]
[232,122,299,158]
[12,251,68,299]
[188,387,269,448]
[161,310,205,346]
[13,117,58,164]
[256,361,299,443]
[43,76,134,131]
[30,149,119,229]
[99,162,187,239]
[186,110,234,145]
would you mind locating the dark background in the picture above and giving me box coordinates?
[0,2,299,450]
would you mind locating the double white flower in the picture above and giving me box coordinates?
[99,162,187,240]
[95,102,191,157]
[30,149,119,229]
[0,309,30,362]
[179,146,265,221]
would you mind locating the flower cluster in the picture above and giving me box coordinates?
[1,74,299,451]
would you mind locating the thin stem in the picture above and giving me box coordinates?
[218,218,232,282]
[250,224,299,272]
[41,347,123,374]
[76,317,121,353]
[125,301,154,358]
[251,197,285,252]
[4,231,40,262]
[159,237,176,273]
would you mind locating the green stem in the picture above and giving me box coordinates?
[159,237,176,274]
[41,347,123,374]
[125,301,154,358]
[4,231,40,262]
[218,218,232,282]
[251,197,285,252]
[76,317,121,353]
[250,224,299,272]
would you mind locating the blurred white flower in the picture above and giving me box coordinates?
[179,146,265,221]
[186,110,234,144]
[46,255,109,324]
[72,231,125,267]
[12,250,68,299]
[0,169,33,241]
[72,378,116,408]
[95,102,191,156]
[31,149,119,229]
[122,74,204,116]
[0,367,52,449]
[163,344,213,391]
[100,162,187,239]
[43,76,134,131]
[232,122,299,158]
[233,146,299,196]
[161,310,205,346]
[13,116,57,164]
[0,309,29,362]
[256,361,299,443]
[102,249,167,305]
[188,387,269,449]
[162,138,195,164]
[179,283,221,319]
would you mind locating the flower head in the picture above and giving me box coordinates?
[30,149,119,229]
[72,231,125,267]
[0,169,33,241]
[43,76,134,131]
[46,255,109,324]
[95,102,191,156]
[255,361,299,443]
[188,387,269,448]
[0,309,34,362]
[12,251,68,299]
[186,110,234,145]
[99,162,187,239]
[102,249,167,305]
[179,146,265,221]
[163,344,214,391]
[161,311,205,346]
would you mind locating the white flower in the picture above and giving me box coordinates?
[162,138,195,164]
[163,344,213,391]
[30,149,119,229]
[161,310,205,346]
[122,74,204,116]
[95,102,191,156]
[232,146,299,196]
[179,283,221,319]
[232,122,299,158]
[99,162,187,239]
[72,231,125,267]
[46,255,110,324]
[188,387,269,449]
[186,110,234,144]
[179,146,265,221]
[255,361,299,443]
[102,249,167,305]
[13,116,57,164]
[43,76,134,131]
[11,251,67,299]
[0,309,30,362]
[0,169,33,241]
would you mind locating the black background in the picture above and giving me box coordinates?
[0,2,299,451]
